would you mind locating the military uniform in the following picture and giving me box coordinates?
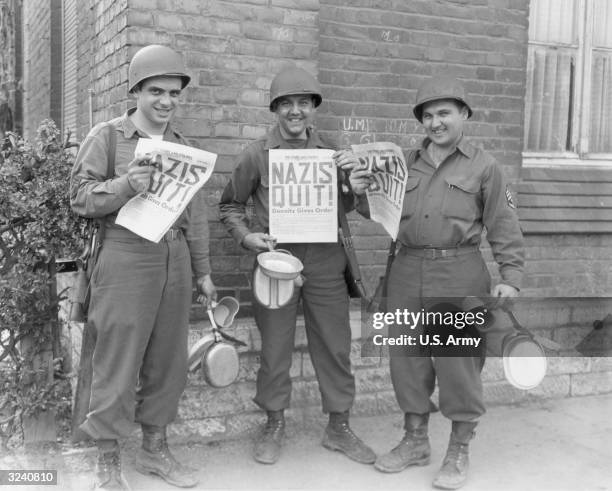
[384,136,524,420]
[222,66,375,466]
[219,125,355,413]
[71,44,209,491]
[70,110,211,440]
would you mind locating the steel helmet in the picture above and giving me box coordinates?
[413,75,473,122]
[269,67,322,111]
[128,45,191,93]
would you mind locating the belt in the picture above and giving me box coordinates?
[398,244,479,260]
[104,227,183,242]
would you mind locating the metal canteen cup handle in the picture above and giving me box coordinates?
[203,305,240,387]
[264,238,275,252]
[207,307,222,343]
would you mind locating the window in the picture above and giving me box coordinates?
[524,0,612,164]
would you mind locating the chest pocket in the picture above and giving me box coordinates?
[441,176,481,221]
[401,176,421,218]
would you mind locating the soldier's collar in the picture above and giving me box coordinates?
[455,137,475,159]
[418,135,475,160]
[263,125,326,149]
[120,108,182,140]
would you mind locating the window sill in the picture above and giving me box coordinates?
[522,155,612,168]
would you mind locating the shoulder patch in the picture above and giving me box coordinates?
[505,184,517,209]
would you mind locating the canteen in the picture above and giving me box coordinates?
[463,297,550,390]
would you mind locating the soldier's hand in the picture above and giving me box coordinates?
[127,155,156,193]
[348,168,374,195]
[490,283,518,310]
[196,274,217,308]
[333,149,360,172]
[242,233,276,252]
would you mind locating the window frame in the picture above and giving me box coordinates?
[523,0,612,166]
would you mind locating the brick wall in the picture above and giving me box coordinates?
[90,0,130,126]
[317,0,530,292]
[520,235,612,296]
[22,0,52,138]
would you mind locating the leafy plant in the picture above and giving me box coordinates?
[0,119,84,449]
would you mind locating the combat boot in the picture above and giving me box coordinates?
[94,440,131,490]
[432,420,477,490]
[374,413,430,473]
[322,411,376,464]
[134,424,198,488]
[253,410,285,464]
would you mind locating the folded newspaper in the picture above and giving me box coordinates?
[351,142,408,240]
[115,138,217,242]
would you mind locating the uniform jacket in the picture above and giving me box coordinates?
[70,109,211,276]
[219,125,353,245]
[359,136,524,289]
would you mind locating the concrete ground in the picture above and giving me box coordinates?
[2,394,611,491]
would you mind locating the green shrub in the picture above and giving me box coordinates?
[0,119,84,449]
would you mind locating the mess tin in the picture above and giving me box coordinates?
[254,247,304,309]
[502,333,547,390]
[463,297,552,391]
[212,296,239,328]
[187,297,241,388]
[257,249,303,280]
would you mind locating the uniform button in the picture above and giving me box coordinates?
[424,214,429,218]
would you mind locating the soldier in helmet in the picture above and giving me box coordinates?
[350,74,524,489]
[70,44,217,490]
[219,67,375,466]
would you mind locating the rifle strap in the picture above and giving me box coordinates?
[337,173,367,297]
[96,122,117,241]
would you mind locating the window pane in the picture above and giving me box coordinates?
[589,51,612,153]
[528,0,578,44]
[524,46,575,151]
[593,0,612,48]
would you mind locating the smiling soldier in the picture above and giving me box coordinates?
[349,74,524,489]
[71,44,216,490]
[219,67,375,466]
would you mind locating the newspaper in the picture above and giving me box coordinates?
[351,142,408,239]
[268,148,338,243]
[115,138,217,242]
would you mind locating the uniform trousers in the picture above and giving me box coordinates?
[80,231,192,440]
[386,248,490,422]
[253,242,355,413]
